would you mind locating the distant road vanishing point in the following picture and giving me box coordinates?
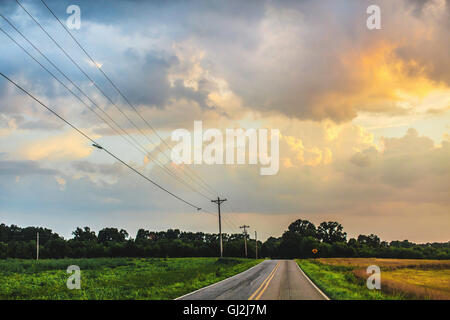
[177,260,329,300]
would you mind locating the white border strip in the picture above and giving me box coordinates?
[295,261,330,300]
[174,260,266,300]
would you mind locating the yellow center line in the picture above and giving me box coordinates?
[254,263,280,300]
[248,262,280,300]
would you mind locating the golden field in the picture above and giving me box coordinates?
[317,258,450,300]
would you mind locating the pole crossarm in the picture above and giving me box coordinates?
[240,225,250,258]
[240,225,250,234]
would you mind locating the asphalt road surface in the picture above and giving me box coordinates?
[177,260,329,300]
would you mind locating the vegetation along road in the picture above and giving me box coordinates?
[298,258,450,300]
[0,257,262,300]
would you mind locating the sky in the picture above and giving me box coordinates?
[0,0,449,243]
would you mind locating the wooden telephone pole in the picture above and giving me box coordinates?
[255,231,258,259]
[36,232,39,260]
[211,197,227,258]
[240,225,250,258]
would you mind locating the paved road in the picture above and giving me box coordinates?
[177,260,329,300]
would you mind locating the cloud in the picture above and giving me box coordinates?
[350,147,379,167]
[0,114,18,137]
[346,128,450,190]
[210,124,450,219]
[382,128,434,154]
[0,159,58,176]
[21,131,93,161]
[19,119,63,131]
[2,0,448,126]
[395,0,450,84]
[72,160,122,175]
[54,175,66,191]
[283,134,333,167]
[0,0,448,243]
[426,106,450,115]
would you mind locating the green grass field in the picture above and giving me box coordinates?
[296,259,402,300]
[0,257,263,300]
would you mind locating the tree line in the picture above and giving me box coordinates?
[261,219,450,259]
[0,220,449,259]
[0,224,259,259]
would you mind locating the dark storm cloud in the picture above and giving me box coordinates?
[111,49,212,108]
[1,0,448,123]
[394,0,450,84]
[0,0,230,116]
[113,50,177,106]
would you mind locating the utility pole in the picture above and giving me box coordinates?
[36,232,39,260]
[211,197,227,258]
[255,231,258,259]
[240,225,250,258]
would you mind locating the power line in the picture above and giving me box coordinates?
[0,71,203,211]
[221,208,240,233]
[9,0,236,231]
[201,208,237,235]
[205,198,239,234]
[222,201,245,233]
[15,0,218,201]
[223,215,239,233]
[0,15,214,203]
[38,0,219,198]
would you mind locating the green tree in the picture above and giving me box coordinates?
[165,229,181,240]
[348,238,358,247]
[98,228,128,243]
[261,236,280,257]
[287,219,317,238]
[136,229,151,242]
[357,234,381,247]
[317,221,347,244]
[72,227,97,241]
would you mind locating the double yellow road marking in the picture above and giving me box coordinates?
[248,262,280,300]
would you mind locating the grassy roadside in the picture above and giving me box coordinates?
[296,259,403,300]
[0,257,263,300]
